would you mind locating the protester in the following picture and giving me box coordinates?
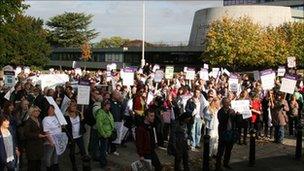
[135,108,162,170]
[23,106,46,171]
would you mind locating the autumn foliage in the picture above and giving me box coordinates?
[81,40,91,61]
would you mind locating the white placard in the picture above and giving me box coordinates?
[60,95,71,114]
[112,122,129,144]
[253,70,260,81]
[203,63,209,69]
[15,67,22,77]
[280,75,297,94]
[209,68,220,78]
[24,67,30,75]
[75,68,82,76]
[199,68,209,81]
[45,96,68,125]
[231,100,252,119]
[260,70,276,90]
[152,64,160,72]
[131,159,152,171]
[154,70,164,83]
[77,85,90,105]
[228,76,239,92]
[287,57,296,68]
[122,70,134,86]
[107,63,117,71]
[4,87,14,101]
[277,67,286,77]
[222,68,230,76]
[51,133,68,155]
[165,66,174,79]
[185,68,195,80]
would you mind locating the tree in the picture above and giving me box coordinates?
[0,15,51,67]
[0,0,28,24]
[204,16,291,71]
[46,12,98,47]
[81,39,91,61]
[95,36,130,48]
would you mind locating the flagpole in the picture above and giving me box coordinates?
[141,0,146,68]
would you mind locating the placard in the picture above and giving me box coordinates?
[253,70,260,81]
[60,95,71,113]
[228,74,238,92]
[24,67,30,75]
[277,66,286,77]
[77,81,90,105]
[222,68,230,76]
[165,66,174,79]
[280,74,297,94]
[75,68,82,76]
[203,63,209,69]
[287,56,296,68]
[122,68,134,86]
[152,64,160,72]
[209,68,220,78]
[185,68,195,80]
[231,100,252,119]
[112,121,129,144]
[39,74,70,90]
[199,68,209,81]
[260,69,276,90]
[154,70,164,83]
[4,71,15,87]
[51,133,68,155]
[45,96,68,125]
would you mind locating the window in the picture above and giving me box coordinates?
[105,53,123,62]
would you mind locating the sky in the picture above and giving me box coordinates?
[25,0,223,44]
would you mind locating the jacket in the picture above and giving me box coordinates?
[96,109,114,138]
[271,99,289,126]
[0,128,17,165]
[217,107,237,139]
[64,114,86,141]
[135,123,156,157]
[23,118,44,160]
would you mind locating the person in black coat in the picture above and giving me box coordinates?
[215,97,237,171]
[64,101,86,171]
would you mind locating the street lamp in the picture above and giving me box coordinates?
[141,0,145,68]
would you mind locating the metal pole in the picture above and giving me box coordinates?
[141,0,145,68]
[295,123,302,160]
[248,129,256,167]
[202,134,210,171]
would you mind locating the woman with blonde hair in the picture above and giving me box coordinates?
[204,97,220,157]
[24,106,47,171]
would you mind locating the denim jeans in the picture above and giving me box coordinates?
[69,137,86,165]
[99,137,108,168]
[44,144,58,167]
[274,125,284,143]
[191,117,203,147]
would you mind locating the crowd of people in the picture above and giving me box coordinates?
[0,64,303,171]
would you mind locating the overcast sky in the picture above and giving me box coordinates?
[25,0,223,44]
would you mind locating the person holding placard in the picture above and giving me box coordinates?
[287,95,299,136]
[250,91,262,139]
[236,90,250,145]
[270,92,289,144]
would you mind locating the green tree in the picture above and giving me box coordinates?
[95,36,130,48]
[46,12,98,47]
[0,0,28,24]
[0,15,51,67]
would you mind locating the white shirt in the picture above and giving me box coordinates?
[70,116,81,139]
[42,115,62,135]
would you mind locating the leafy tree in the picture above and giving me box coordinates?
[81,39,91,61]
[46,12,98,47]
[0,0,28,24]
[95,36,130,48]
[0,15,51,67]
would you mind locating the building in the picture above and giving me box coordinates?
[189,1,304,46]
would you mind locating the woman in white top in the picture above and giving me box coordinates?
[204,97,220,157]
[42,105,62,171]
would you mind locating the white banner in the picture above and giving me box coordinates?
[231,100,252,119]
[260,70,276,90]
[51,133,69,155]
[112,122,129,144]
[39,74,70,90]
[185,68,195,80]
[45,96,68,125]
[60,95,71,114]
[154,70,164,83]
[199,68,209,81]
[165,66,174,80]
[77,85,90,105]
[122,68,134,86]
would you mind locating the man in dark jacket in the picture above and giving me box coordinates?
[216,97,237,171]
[135,109,162,170]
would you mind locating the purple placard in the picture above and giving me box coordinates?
[260,69,273,76]
[284,74,297,80]
[123,67,134,73]
[187,68,195,71]
[78,80,90,86]
[200,68,208,72]
[229,73,238,79]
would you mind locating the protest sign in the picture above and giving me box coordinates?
[24,67,30,75]
[228,74,239,92]
[154,70,164,83]
[60,95,71,113]
[152,64,160,72]
[231,100,252,119]
[122,68,134,86]
[280,74,297,94]
[15,67,22,77]
[51,133,68,155]
[199,68,209,81]
[209,68,220,78]
[185,68,195,80]
[277,66,286,77]
[4,87,14,101]
[75,68,82,76]
[287,56,296,68]
[131,159,153,171]
[203,63,209,69]
[260,69,276,90]
[107,63,117,71]
[45,96,67,125]
[165,66,174,79]
[77,80,90,105]
[253,70,260,81]
[113,122,129,144]
[39,74,70,90]
[4,70,15,87]
[183,67,188,73]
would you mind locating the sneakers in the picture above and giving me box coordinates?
[191,146,197,151]
[113,151,120,156]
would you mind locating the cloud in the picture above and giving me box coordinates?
[24,0,222,44]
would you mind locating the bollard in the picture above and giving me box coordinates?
[203,134,210,171]
[248,129,256,167]
[295,123,303,160]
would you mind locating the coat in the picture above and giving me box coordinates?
[0,128,17,165]
[271,99,289,126]
[64,114,86,141]
[23,118,44,160]
[135,123,156,157]
[96,109,114,138]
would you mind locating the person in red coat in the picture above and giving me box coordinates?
[135,109,162,170]
[250,92,262,138]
